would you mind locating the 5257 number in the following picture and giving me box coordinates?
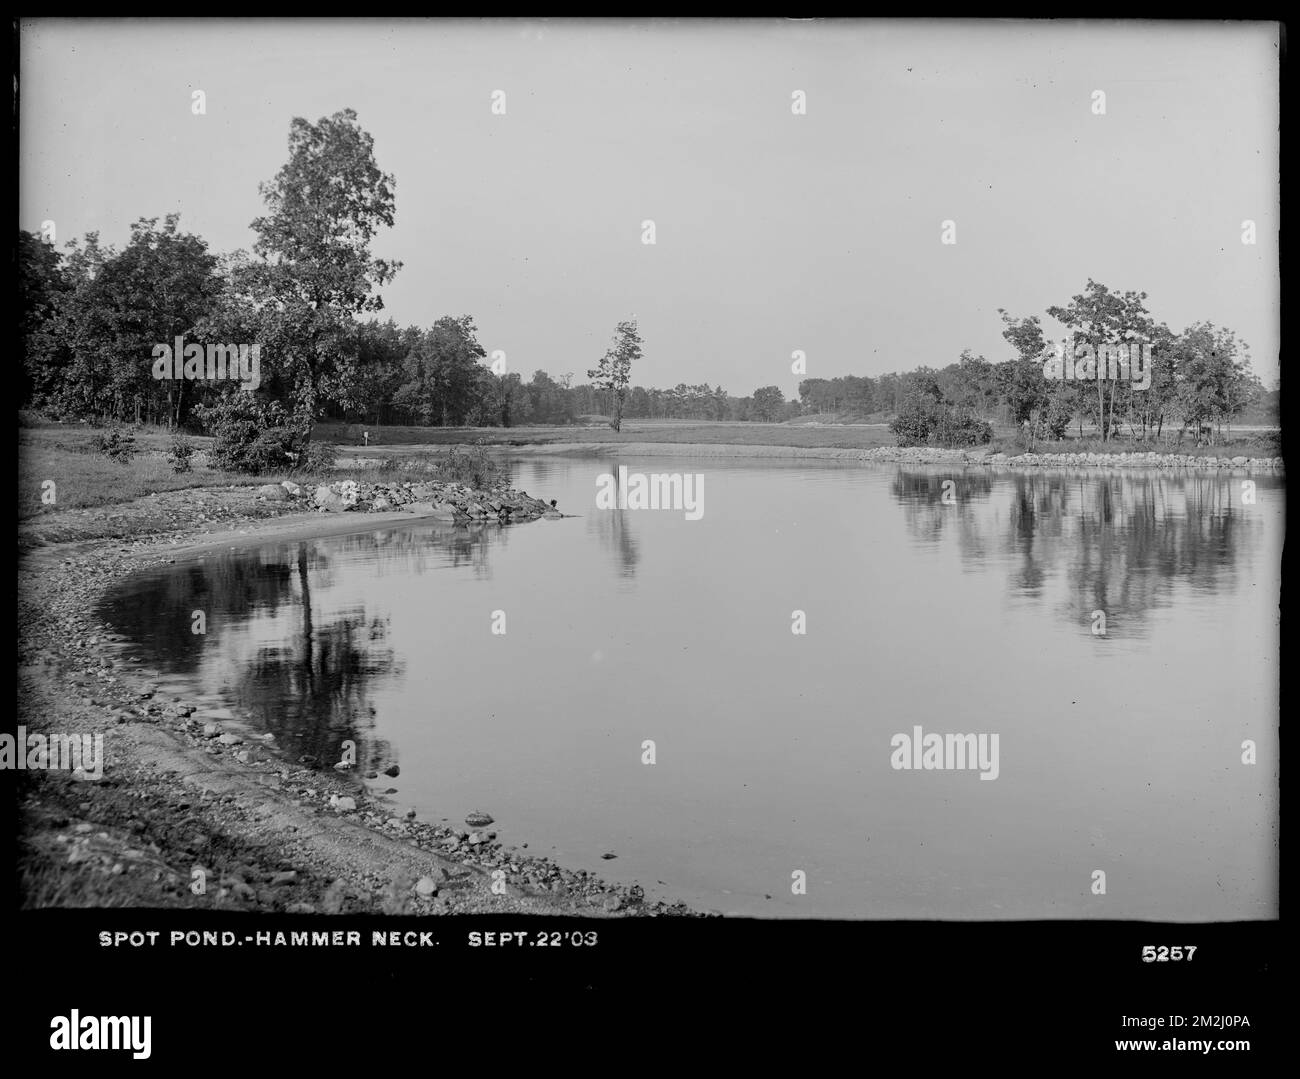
[1142,946,1197,962]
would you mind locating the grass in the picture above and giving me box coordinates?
[317,420,902,451]
[18,418,291,519]
[342,445,512,488]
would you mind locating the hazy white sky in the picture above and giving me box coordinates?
[20,18,1280,396]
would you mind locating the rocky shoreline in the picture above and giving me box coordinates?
[861,446,1285,471]
[16,479,702,918]
[257,476,565,521]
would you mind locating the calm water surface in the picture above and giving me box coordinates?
[98,456,1281,919]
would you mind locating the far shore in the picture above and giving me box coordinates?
[339,439,1285,471]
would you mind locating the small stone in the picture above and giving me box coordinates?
[415,876,439,898]
[218,733,243,746]
[331,796,357,812]
[383,764,400,777]
[465,811,494,827]
[601,852,617,860]
[270,871,298,886]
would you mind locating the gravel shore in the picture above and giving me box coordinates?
[16,483,701,918]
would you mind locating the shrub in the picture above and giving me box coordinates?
[167,432,195,473]
[194,394,309,474]
[90,424,136,463]
[889,397,936,447]
[932,410,994,448]
[372,443,509,488]
[299,439,338,475]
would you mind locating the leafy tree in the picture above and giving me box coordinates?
[1046,280,1158,441]
[244,108,401,432]
[588,319,641,432]
[393,315,487,426]
[751,385,785,421]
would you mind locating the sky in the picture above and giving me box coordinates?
[19,18,1281,398]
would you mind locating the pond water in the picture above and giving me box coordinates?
[97,455,1281,919]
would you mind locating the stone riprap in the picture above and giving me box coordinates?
[258,478,561,520]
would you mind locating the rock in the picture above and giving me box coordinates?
[218,733,243,746]
[414,876,439,898]
[330,795,357,812]
[383,764,400,777]
[201,723,220,738]
[286,902,316,914]
[257,484,289,501]
[468,832,484,845]
[313,487,347,513]
[429,503,459,520]
[270,871,297,886]
[601,852,617,860]
[465,811,494,827]
[1231,456,1248,466]
[370,497,391,512]
[280,480,302,497]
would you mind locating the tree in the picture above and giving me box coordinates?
[45,215,221,424]
[244,108,401,434]
[18,230,70,409]
[751,385,785,421]
[588,319,641,432]
[393,315,487,426]
[1046,280,1158,442]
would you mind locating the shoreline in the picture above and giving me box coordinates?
[342,440,1286,472]
[16,484,701,918]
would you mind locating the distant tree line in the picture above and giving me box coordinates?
[800,283,1275,446]
[17,108,1273,450]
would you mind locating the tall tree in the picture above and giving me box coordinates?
[1046,280,1157,441]
[244,108,401,433]
[588,319,641,432]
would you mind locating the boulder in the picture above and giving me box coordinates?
[405,501,437,515]
[257,484,289,501]
[314,487,347,513]
[280,480,302,497]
